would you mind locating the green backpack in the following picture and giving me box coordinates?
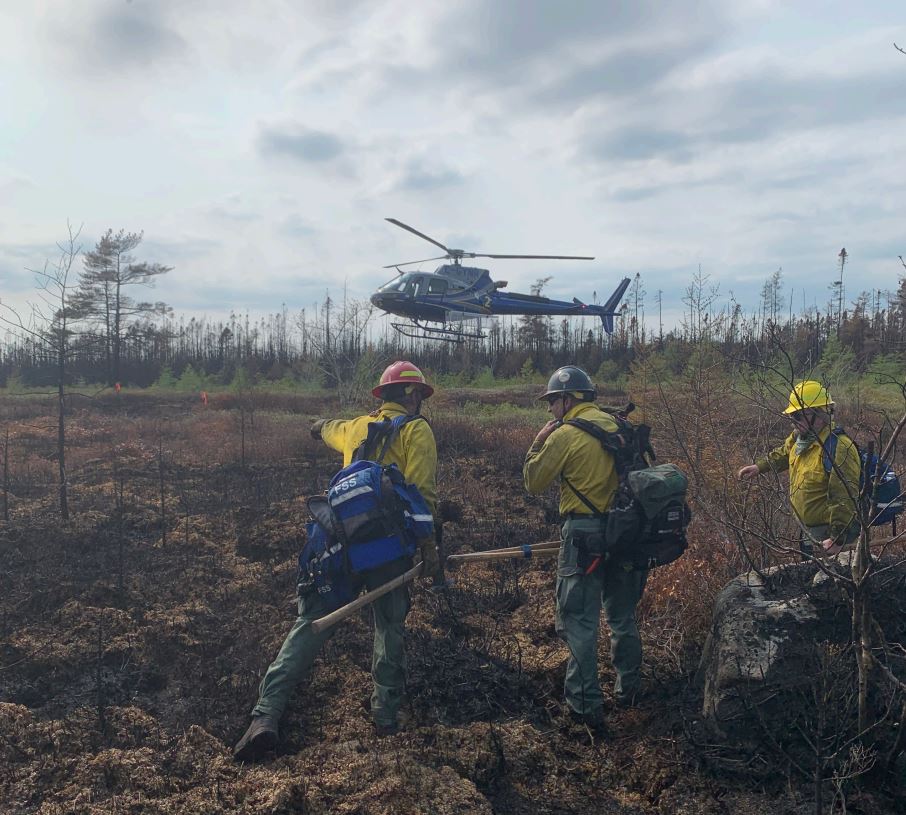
[563,407,691,570]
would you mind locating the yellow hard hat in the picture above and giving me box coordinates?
[783,380,834,414]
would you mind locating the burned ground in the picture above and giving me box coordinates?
[0,389,900,814]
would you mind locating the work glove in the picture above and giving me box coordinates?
[419,538,441,578]
[310,418,326,440]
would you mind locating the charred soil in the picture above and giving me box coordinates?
[0,390,896,814]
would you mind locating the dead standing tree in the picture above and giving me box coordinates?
[0,224,84,520]
[298,290,381,407]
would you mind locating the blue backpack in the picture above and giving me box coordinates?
[297,415,434,609]
[823,427,903,527]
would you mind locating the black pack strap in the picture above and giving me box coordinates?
[378,414,428,463]
[375,419,399,463]
[565,415,655,470]
[600,401,635,419]
[564,417,623,454]
[559,417,621,515]
[353,414,426,463]
[561,474,605,517]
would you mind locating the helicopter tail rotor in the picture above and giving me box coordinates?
[599,277,631,333]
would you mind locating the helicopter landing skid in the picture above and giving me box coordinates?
[391,321,486,343]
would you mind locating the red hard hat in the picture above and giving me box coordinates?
[372,360,434,398]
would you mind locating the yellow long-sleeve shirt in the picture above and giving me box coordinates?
[319,402,438,520]
[523,402,619,516]
[756,425,860,539]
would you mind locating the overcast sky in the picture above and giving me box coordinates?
[1,0,905,333]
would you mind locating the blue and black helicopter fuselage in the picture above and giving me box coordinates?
[371,265,630,334]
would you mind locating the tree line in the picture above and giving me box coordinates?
[2,232,906,392]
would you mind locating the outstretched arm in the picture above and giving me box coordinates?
[738,434,795,480]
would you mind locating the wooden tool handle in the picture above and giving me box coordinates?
[311,562,424,635]
[446,545,560,564]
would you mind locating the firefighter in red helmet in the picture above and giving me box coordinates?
[234,361,438,760]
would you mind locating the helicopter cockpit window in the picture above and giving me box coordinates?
[427,278,448,295]
[378,274,414,294]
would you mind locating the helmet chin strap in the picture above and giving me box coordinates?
[402,389,423,416]
[554,393,572,414]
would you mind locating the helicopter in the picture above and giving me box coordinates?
[371,218,631,342]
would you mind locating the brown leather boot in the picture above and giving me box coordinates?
[233,714,279,762]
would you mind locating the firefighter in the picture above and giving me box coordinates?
[523,365,647,730]
[738,380,860,555]
[234,361,438,761]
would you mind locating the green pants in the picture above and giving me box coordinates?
[555,518,647,716]
[252,558,411,727]
[800,521,860,556]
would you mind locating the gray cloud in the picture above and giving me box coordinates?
[395,160,465,192]
[857,239,906,269]
[52,1,188,73]
[586,126,695,163]
[530,39,712,108]
[293,0,374,25]
[0,241,59,262]
[302,0,731,116]
[139,236,219,264]
[97,5,185,62]
[168,271,337,316]
[277,214,319,240]
[405,0,731,114]
[257,123,346,163]
[609,187,662,203]
[205,195,259,223]
[708,71,906,145]
[0,174,35,196]
[436,0,718,76]
[576,62,906,172]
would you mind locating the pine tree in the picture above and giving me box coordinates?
[77,229,172,385]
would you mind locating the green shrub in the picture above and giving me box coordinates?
[1,373,29,394]
[176,364,210,392]
[153,365,178,389]
[470,366,496,388]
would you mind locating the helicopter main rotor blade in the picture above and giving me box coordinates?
[386,218,451,254]
[382,255,449,269]
[474,253,595,261]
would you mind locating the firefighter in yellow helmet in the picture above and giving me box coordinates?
[738,381,860,555]
[234,361,438,761]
